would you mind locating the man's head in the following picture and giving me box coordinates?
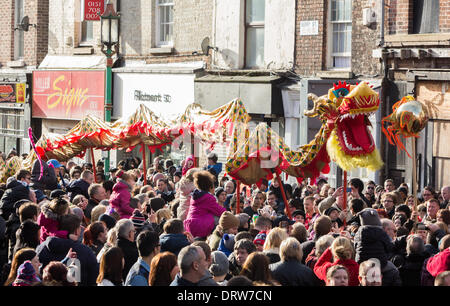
[441,186,450,202]
[381,192,397,212]
[233,239,256,266]
[359,258,382,286]
[163,218,185,234]
[422,186,435,202]
[303,196,315,214]
[88,184,107,202]
[81,170,94,184]
[116,219,136,242]
[178,245,209,282]
[279,237,303,262]
[16,169,31,185]
[384,179,395,192]
[313,216,332,238]
[365,181,376,195]
[225,181,235,195]
[381,219,396,240]
[136,230,160,259]
[426,199,440,219]
[266,191,278,209]
[192,241,212,267]
[59,214,82,240]
[157,179,168,192]
[253,215,272,232]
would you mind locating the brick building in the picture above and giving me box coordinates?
[0,0,48,155]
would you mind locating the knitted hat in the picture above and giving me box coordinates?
[99,213,117,229]
[218,233,235,257]
[130,209,146,229]
[13,260,39,286]
[219,211,240,231]
[359,208,382,226]
[209,251,229,277]
[253,231,267,246]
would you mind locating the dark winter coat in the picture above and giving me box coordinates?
[396,253,428,286]
[35,236,99,286]
[5,213,20,262]
[85,198,100,220]
[30,159,58,192]
[269,260,322,286]
[159,233,190,256]
[116,237,139,280]
[354,225,393,267]
[0,180,30,220]
[66,178,90,202]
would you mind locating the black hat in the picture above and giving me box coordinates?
[149,197,165,212]
[292,209,306,219]
[98,213,117,230]
[324,206,339,216]
[215,187,225,198]
[358,208,381,226]
[50,189,66,200]
[273,215,295,227]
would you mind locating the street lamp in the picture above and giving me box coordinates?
[99,1,120,178]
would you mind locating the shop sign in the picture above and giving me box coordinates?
[32,70,105,120]
[0,83,26,103]
[84,0,105,21]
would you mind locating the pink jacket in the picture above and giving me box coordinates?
[109,179,134,219]
[184,189,226,238]
[37,203,68,243]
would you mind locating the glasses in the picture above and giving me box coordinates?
[367,186,374,190]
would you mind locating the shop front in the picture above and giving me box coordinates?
[113,64,204,167]
[0,71,30,156]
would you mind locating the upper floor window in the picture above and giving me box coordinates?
[328,0,352,69]
[245,0,265,69]
[157,0,174,47]
[14,0,25,59]
[413,0,439,34]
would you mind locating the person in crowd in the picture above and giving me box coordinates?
[228,238,257,277]
[440,185,449,208]
[304,234,335,272]
[314,236,360,286]
[37,197,70,243]
[358,258,382,286]
[243,190,265,217]
[36,214,99,286]
[13,219,40,256]
[326,265,349,286]
[170,245,209,286]
[97,247,124,286]
[12,260,41,286]
[67,170,94,202]
[156,178,175,204]
[125,230,160,286]
[114,218,138,280]
[148,251,179,286]
[109,170,136,219]
[290,222,308,245]
[380,192,398,220]
[240,252,277,285]
[384,179,396,193]
[253,231,267,252]
[193,241,218,286]
[301,216,332,264]
[349,178,371,207]
[292,209,306,225]
[30,158,58,192]
[183,171,226,239]
[82,221,107,256]
[209,250,230,286]
[42,261,76,286]
[270,237,321,286]
[421,186,436,203]
[263,227,289,264]
[159,218,191,256]
[424,199,441,223]
[394,234,428,286]
[86,184,107,220]
[0,169,32,221]
[207,211,240,251]
[176,168,198,221]
[4,248,39,286]
[214,187,228,209]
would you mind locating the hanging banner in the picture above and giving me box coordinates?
[84,0,105,21]
[32,70,105,120]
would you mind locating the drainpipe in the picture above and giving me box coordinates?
[379,0,389,184]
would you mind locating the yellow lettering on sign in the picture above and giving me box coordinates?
[46,75,89,115]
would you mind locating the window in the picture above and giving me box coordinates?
[14,0,24,59]
[81,21,94,43]
[329,0,352,69]
[245,0,265,69]
[413,0,439,34]
[157,0,174,46]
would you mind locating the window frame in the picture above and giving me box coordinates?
[327,0,352,70]
[244,0,265,69]
[79,0,95,46]
[14,0,25,60]
[156,0,174,47]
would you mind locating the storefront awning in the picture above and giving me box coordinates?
[38,55,107,70]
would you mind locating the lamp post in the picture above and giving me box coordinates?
[99,1,120,178]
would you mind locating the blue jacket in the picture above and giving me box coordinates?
[67,178,90,202]
[159,233,190,256]
[124,258,150,286]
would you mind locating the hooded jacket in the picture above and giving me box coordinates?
[354,225,393,267]
[183,189,226,238]
[35,236,99,286]
[0,179,30,220]
[66,178,90,202]
[37,202,69,243]
[109,179,134,219]
[159,233,190,256]
[30,159,58,192]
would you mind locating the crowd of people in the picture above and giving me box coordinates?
[0,148,449,287]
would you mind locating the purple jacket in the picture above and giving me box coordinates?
[109,179,134,219]
[37,203,68,243]
[184,189,226,238]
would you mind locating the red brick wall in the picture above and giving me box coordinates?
[387,0,413,34]
[0,0,15,67]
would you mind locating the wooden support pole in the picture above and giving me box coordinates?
[142,143,147,186]
[90,148,97,183]
[236,180,241,214]
[343,170,348,227]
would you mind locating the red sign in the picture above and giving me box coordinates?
[84,0,105,21]
[32,70,105,120]
[0,83,26,103]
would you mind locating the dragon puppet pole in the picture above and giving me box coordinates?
[276,174,292,220]
[412,137,418,220]
[142,143,147,186]
[236,180,241,214]
[90,148,97,183]
[343,170,348,227]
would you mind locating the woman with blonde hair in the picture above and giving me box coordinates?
[314,236,359,286]
[263,227,289,264]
